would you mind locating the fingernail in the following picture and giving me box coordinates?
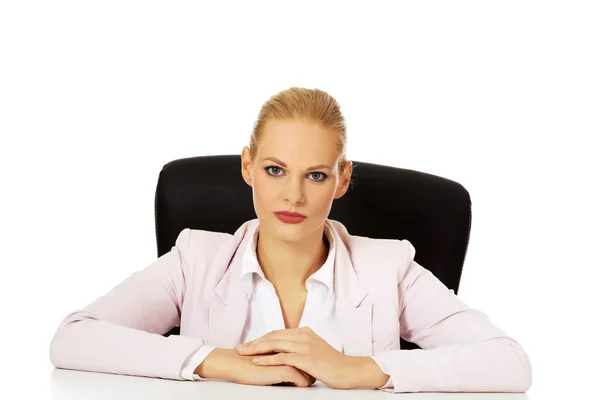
[252,357,260,363]
[236,345,247,351]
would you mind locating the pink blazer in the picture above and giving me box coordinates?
[49,218,532,393]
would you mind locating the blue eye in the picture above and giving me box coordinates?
[264,166,328,182]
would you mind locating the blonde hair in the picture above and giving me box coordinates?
[249,87,350,175]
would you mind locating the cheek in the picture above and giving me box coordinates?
[309,185,336,211]
[252,175,276,205]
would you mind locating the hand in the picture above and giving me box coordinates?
[235,327,356,390]
[237,354,316,387]
[197,348,315,387]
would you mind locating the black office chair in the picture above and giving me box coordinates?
[155,155,472,351]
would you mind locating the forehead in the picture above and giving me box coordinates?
[259,119,339,162]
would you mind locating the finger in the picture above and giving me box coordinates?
[239,339,307,356]
[253,352,310,372]
[301,370,316,386]
[279,366,311,387]
[248,326,312,345]
[240,339,296,355]
[236,330,307,352]
[287,369,315,387]
[265,328,313,346]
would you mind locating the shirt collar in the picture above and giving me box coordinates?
[240,221,336,299]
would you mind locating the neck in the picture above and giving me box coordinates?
[256,225,330,291]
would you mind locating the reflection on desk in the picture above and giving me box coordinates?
[49,369,531,400]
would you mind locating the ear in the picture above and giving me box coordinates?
[334,161,353,199]
[240,147,253,187]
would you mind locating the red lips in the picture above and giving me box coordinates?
[274,211,307,224]
[275,211,307,217]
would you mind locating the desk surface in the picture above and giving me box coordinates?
[46,369,531,400]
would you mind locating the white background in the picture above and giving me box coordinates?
[1,1,598,399]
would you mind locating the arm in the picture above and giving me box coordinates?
[49,228,205,380]
[372,241,533,393]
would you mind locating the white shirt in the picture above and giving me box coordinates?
[180,221,391,387]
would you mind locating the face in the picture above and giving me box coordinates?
[241,119,352,244]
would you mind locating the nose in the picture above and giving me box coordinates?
[283,174,306,205]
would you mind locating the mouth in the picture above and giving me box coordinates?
[274,211,307,224]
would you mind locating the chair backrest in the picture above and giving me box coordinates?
[154,155,472,349]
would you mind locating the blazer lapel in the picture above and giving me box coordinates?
[328,219,374,356]
[206,220,256,349]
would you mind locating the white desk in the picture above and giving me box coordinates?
[47,369,531,400]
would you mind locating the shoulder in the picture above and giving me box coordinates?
[328,219,416,285]
[172,225,237,268]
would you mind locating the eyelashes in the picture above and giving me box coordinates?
[264,165,329,182]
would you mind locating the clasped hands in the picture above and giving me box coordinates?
[234,326,357,389]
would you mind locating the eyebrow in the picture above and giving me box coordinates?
[261,157,332,171]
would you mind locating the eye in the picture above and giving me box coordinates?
[265,166,284,176]
[309,172,328,182]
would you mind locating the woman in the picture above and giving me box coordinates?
[49,87,532,393]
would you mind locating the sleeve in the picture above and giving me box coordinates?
[372,241,533,393]
[180,345,216,380]
[48,228,207,381]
